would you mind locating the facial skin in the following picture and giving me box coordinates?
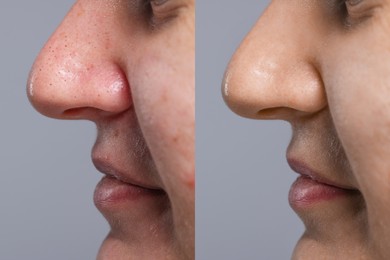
[27,0,194,259]
[223,0,390,259]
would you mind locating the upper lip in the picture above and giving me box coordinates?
[92,156,162,191]
[287,157,357,191]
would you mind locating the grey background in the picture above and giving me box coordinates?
[196,1,303,259]
[1,1,304,259]
[1,1,107,259]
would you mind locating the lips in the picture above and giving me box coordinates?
[287,158,359,209]
[92,157,161,189]
[94,175,164,207]
[92,157,165,209]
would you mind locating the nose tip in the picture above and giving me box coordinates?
[223,59,327,120]
[27,3,132,121]
[222,5,327,121]
[27,55,132,120]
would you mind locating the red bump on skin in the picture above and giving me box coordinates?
[185,174,195,189]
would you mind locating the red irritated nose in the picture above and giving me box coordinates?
[27,1,131,121]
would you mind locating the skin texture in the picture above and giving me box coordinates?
[27,0,194,259]
[223,0,390,259]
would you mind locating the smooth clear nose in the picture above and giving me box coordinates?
[223,2,326,121]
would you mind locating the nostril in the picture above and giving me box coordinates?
[62,107,100,119]
[257,107,287,119]
[257,106,326,120]
[257,107,299,120]
[63,107,87,117]
[62,107,118,120]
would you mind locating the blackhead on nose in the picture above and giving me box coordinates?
[223,2,326,121]
[27,1,132,121]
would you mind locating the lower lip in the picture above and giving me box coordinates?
[94,176,164,208]
[288,176,352,208]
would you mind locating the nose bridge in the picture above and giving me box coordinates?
[28,1,131,119]
[223,2,326,119]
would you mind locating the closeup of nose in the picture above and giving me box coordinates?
[27,2,131,121]
[223,2,326,121]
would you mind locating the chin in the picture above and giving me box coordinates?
[292,233,370,260]
[96,232,190,260]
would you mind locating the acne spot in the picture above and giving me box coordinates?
[76,8,85,18]
[86,64,95,71]
[185,174,195,190]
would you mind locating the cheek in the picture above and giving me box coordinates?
[130,44,194,248]
[323,39,390,238]
[324,46,390,180]
[130,44,194,192]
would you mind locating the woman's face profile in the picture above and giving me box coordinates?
[28,0,194,259]
[224,0,390,259]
